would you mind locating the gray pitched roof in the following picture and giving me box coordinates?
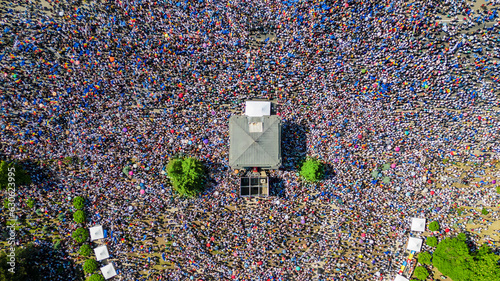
[229,115,281,169]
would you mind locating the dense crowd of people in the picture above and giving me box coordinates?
[1,0,500,280]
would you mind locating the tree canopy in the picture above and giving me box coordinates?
[418,251,432,265]
[72,227,89,244]
[166,157,205,197]
[83,259,98,274]
[299,158,324,182]
[79,244,92,257]
[73,210,86,224]
[87,274,105,281]
[413,266,430,280]
[73,196,85,209]
[0,161,31,190]
[433,236,500,281]
[426,236,438,247]
[428,221,440,231]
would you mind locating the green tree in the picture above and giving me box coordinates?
[457,233,467,241]
[73,210,86,223]
[63,156,73,165]
[53,240,61,250]
[166,157,205,198]
[0,160,32,190]
[0,244,42,280]
[73,196,85,209]
[72,228,89,244]
[428,221,440,231]
[57,212,65,222]
[413,266,429,280]
[26,198,35,209]
[3,198,9,210]
[82,259,98,274]
[469,244,500,281]
[426,236,438,247]
[481,208,489,215]
[79,244,92,257]
[496,186,500,194]
[418,251,432,265]
[87,274,105,281]
[299,158,324,182]
[433,236,477,281]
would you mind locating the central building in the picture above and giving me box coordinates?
[229,101,282,197]
[229,101,282,170]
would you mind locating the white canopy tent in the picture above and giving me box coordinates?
[407,237,423,252]
[100,263,117,280]
[94,245,110,261]
[394,275,409,281]
[245,101,271,117]
[411,218,426,232]
[89,225,104,241]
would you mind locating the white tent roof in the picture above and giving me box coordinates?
[394,275,409,281]
[94,245,110,261]
[89,225,104,241]
[411,218,426,232]
[100,263,117,280]
[245,101,271,117]
[407,237,423,252]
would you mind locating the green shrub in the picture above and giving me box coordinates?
[428,221,440,232]
[82,259,98,274]
[426,236,438,247]
[57,213,65,222]
[496,186,500,194]
[418,251,432,265]
[413,266,429,280]
[87,274,105,281]
[300,158,325,182]
[42,226,49,233]
[481,208,489,215]
[73,210,86,224]
[166,157,205,198]
[72,228,89,244]
[3,198,10,210]
[73,196,85,209]
[26,198,35,208]
[53,240,61,250]
[63,156,73,165]
[79,244,92,257]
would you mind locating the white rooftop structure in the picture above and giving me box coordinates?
[89,225,104,241]
[411,218,426,232]
[100,263,117,280]
[245,101,271,117]
[394,275,409,281]
[94,245,110,261]
[407,237,423,252]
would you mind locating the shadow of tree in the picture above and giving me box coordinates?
[0,242,83,280]
[281,122,308,171]
[269,177,285,197]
